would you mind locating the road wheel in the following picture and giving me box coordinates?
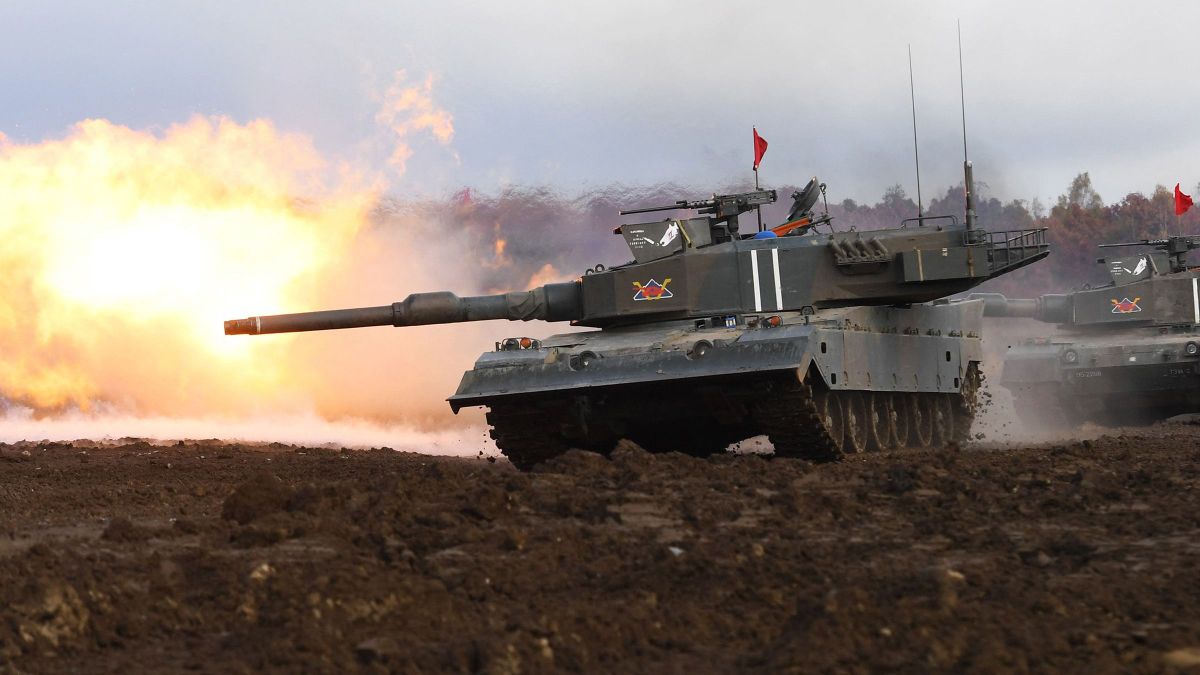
[908,393,934,448]
[890,393,910,449]
[815,389,844,453]
[840,391,869,454]
[933,395,956,447]
[952,363,981,445]
[866,392,895,451]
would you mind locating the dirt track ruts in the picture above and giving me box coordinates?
[3,429,1200,673]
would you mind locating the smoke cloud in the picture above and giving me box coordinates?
[375,70,456,175]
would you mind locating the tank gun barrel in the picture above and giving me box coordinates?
[969,293,1072,323]
[618,202,692,216]
[224,282,583,336]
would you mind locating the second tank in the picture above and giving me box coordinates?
[974,235,1200,429]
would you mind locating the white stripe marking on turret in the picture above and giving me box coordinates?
[751,250,763,311]
[1193,277,1198,324]
[771,248,783,310]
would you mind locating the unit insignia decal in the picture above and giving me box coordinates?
[632,278,673,301]
[1123,257,1148,276]
[1110,297,1142,314]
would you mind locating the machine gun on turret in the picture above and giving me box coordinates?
[618,188,777,221]
[1098,235,1200,274]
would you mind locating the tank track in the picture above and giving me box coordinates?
[486,405,571,471]
[491,365,983,470]
[754,366,982,462]
[751,380,843,462]
[950,363,982,445]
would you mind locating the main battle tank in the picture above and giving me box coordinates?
[973,236,1200,428]
[226,163,1047,469]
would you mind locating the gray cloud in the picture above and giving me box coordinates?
[3,0,1198,204]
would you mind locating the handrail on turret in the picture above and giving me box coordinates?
[900,214,959,229]
[982,227,1049,273]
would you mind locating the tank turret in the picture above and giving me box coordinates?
[228,185,1046,334]
[972,236,1200,330]
[226,159,1049,469]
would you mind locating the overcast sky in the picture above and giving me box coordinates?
[3,0,1199,205]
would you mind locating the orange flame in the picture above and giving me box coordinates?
[525,263,569,288]
[0,73,570,449]
[0,116,376,414]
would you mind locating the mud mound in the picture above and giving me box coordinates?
[99,517,152,543]
[221,470,294,525]
[2,435,1200,671]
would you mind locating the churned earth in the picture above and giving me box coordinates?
[2,426,1200,673]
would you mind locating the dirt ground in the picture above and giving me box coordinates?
[3,427,1200,674]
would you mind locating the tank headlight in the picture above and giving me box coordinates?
[1062,349,1079,364]
[570,350,598,370]
[500,337,542,351]
[1186,341,1199,356]
[687,340,712,360]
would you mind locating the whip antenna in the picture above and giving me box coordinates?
[957,19,977,229]
[957,20,969,163]
[908,44,923,219]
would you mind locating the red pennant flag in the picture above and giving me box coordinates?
[1176,183,1194,216]
[752,127,768,170]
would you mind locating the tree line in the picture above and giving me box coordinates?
[381,174,1200,296]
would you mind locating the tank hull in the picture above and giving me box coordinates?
[453,301,985,467]
[1002,330,1200,427]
